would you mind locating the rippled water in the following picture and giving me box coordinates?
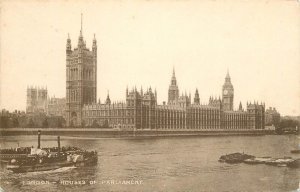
[1,134,299,192]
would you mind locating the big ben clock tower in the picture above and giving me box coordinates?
[222,71,234,111]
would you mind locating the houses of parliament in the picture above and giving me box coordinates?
[66,21,265,130]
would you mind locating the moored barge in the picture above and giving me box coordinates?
[219,153,300,168]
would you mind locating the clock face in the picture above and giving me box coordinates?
[223,90,228,95]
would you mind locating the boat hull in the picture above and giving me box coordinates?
[290,150,300,154]
[7,161,74,173]
[7,156,98,173]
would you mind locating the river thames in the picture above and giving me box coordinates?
[0,134,299,192]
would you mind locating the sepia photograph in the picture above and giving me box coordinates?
[0,0,299,191]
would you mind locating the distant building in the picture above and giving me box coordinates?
[47,97,66,118]
[26,86,47,114]
[265,107,280,127]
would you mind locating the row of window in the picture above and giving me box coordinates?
[85,117,259,129]
[67,57,94,65]
[68,68,94,81]
[83,109,262,120]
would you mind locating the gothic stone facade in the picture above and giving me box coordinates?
[82,71,265,130]
[47,97,66,118]
[66,27,97,127]
[66,21,264,129]
[26,86,48,114]
[265,107,281,127]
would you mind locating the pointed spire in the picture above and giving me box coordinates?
[194,89,200,104]
[93,33,96,42]
[239,101,243,111]
[170,67,177,86]
[80,13,83,35]
[78,14,84,47]
[66,33,71,51]
[106,90,111,105]
[226,69,230,79]
[173,66,175,76]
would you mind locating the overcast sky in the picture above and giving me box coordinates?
[0,0,299,116]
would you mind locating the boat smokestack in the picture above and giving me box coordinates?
[57,136,60,157]
[37,130,41,149]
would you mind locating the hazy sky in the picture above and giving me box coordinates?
[0,0,299,116]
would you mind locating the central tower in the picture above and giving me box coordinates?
[168,68,179,104]
[66,15,97,127]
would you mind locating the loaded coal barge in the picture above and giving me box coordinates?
[4,130,98,173]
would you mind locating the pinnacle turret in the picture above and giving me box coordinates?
[194,88,200,104]
[66,33,72,52]
[93,33,97,50]
[238,101,243,111]
[105,91,111,105]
